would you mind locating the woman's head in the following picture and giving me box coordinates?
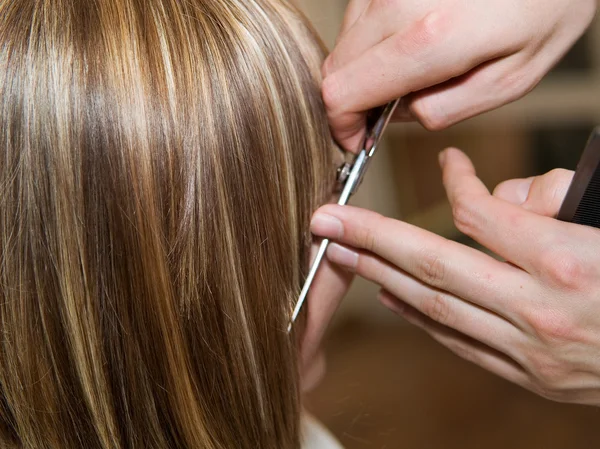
[0,0,336,447]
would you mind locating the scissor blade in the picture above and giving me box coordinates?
[366,98,400,157]
[287,238,330,332]
[287,98,400,332]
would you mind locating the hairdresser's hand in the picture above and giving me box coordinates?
[323,0,597,151]
[310,148,600,405]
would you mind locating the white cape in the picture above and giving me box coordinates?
[301,413,344,449]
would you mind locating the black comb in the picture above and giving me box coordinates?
[557,127,600,228]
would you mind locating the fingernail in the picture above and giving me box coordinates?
[516,178,534,205]
[310,213,343,238]
[326,243,358,270]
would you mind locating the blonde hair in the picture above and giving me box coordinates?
[0,0,334,447]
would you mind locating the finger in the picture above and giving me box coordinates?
[379,290,532,389]
[493,177,535,206]
[336,0,371,44]
[310,206,530,320]
[440,148,560,272]
[323,0,409,151]
[405,54,535,130]
[324,1,392,78]
[523,169,574,216]
[322,14,510,149]
[494,169,574,218]
[326,0,452,78]
[301,241,354,366]
[326,242,525,357]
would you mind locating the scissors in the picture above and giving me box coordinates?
[288,98,401,332]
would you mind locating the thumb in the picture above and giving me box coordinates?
[493,169,574,217]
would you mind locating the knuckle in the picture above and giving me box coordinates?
[388,9,449,60]
[415,249,447,287]
[451,193,477,235]
[411,96,451,131]
[354,213,385,252]
[321,75,344,112]
[497,69,538,102]
[523,308,575,347]
[410,9,448,50]
[365,256,389,288]
[420,115,451,132]
[423,292,454,326]
[526,351,569,393]
[539,248,587,291]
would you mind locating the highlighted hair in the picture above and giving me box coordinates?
[0,0,333,447]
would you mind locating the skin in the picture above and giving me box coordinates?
[309,148,600,406]
[322,0,598,151]
[300,252,353,392]
[303,0,600,399]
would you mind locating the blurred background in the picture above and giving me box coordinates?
[297,1,600,448]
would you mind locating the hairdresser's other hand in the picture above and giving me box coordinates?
[323,0,597,151]
[310,148,600,406]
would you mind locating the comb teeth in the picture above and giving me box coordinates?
[557,127,600,228]
[572,163,600,228]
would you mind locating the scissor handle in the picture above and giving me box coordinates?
[288,98,401,332]
[335,98,401,191]
[341,98,401,200]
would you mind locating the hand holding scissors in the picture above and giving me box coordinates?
[289,98,400,331]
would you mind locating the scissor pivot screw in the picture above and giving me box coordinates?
[336,163,352,190]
